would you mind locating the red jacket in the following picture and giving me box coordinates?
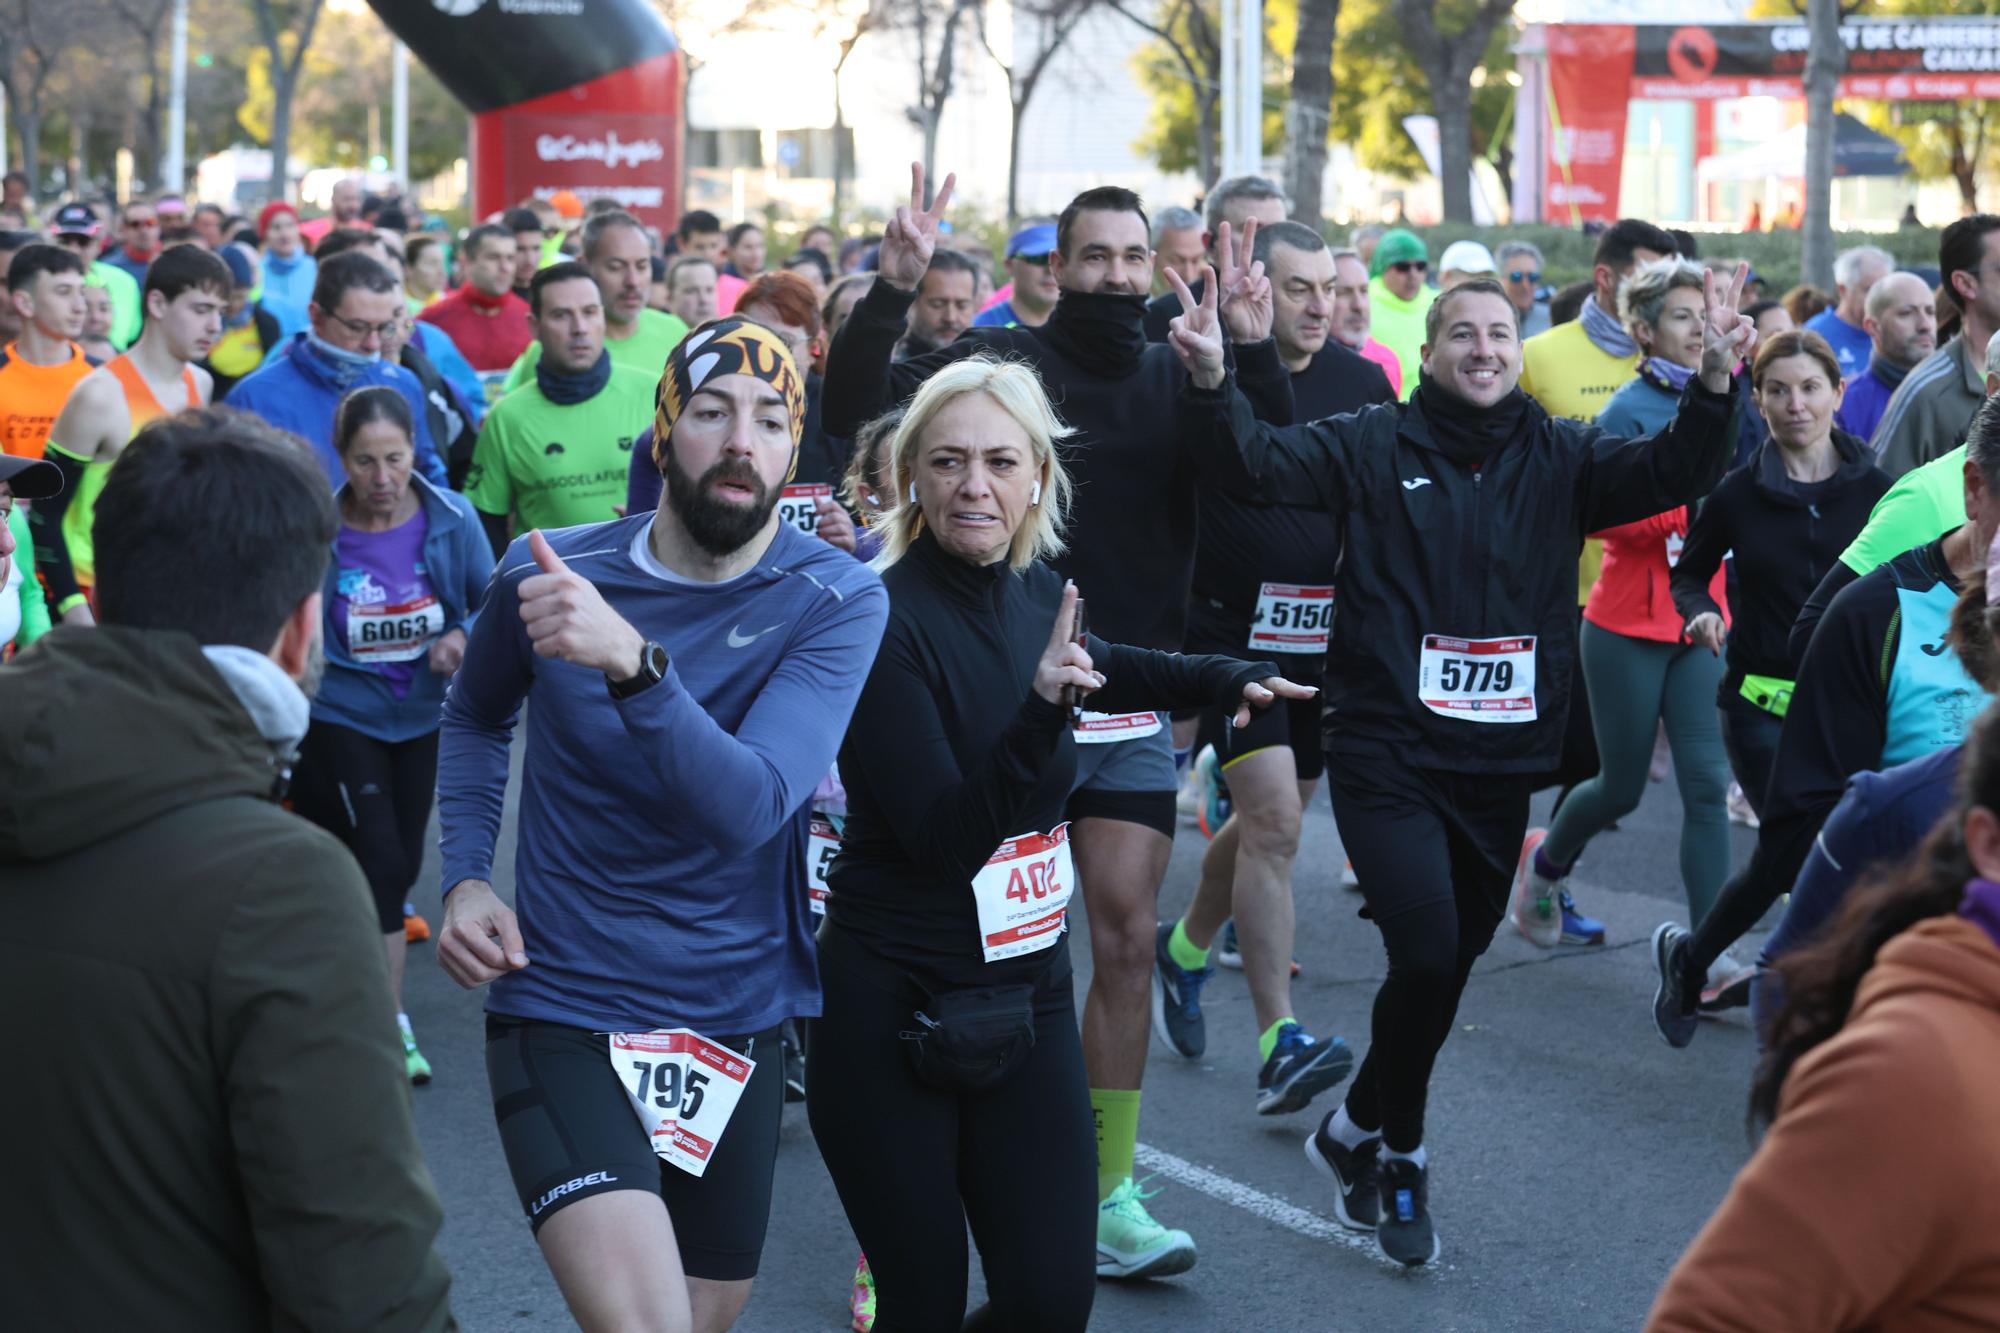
[416,286,532,374]
[1583,508,1729,644]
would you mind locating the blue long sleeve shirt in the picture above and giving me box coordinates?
[437,514,888,1034]
[229,334,449,490]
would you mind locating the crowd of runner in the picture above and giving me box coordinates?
[3,161,1999,1333]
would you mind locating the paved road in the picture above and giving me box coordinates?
[402,743,1771,1331]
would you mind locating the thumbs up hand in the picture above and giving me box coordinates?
[518,529,648,679]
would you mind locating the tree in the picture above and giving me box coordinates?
[0,0,88,189]
[1283,0,1337,223]
[980,0,1101,223]
[1391,0,1515,222]
[897,0,984,202]
[1117,0,1238,187]
[246,0,324,203]
[107,0,174,185]
[1800,0,1843,289]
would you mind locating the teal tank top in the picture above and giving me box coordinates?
[1883,581,1985,768]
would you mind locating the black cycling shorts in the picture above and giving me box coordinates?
[1188,644,1325,783]
[484,1013,785,1281]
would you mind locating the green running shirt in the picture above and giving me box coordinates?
[1840,443,1966,577]
[465,363,657,532]
[499,308,689,395]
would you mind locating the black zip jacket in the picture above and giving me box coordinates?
[1670,430,1888,694]
[826,532,1277,988]
[820,278,1294,650]
[1178,369,1738,773]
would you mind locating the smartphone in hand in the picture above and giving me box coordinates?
[1066,596,1089,720]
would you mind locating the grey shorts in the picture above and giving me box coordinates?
[1066,719,1177,837]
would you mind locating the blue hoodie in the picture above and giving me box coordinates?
[260,249,316,339]
[312,474,494,743]
[228,334,449,490]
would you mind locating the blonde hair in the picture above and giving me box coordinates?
[871,354,1075,573]
[841,405,905,520]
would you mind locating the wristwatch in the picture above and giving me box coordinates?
[607,641,669,700]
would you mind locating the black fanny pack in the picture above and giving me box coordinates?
[899,982,1037,1092]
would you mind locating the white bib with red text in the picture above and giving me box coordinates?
[1249,583,1334,654]
[1072,710,1163,745]
[608,1029,757,1177]
[348,594,445,663]
[777,483,832,535]
[806,813,840,917]
[1417,634,1537,724]
[971,824,1074,963]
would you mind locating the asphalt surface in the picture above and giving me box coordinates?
[402,740,1772,1331]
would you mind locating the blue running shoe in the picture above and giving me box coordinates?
[1196,746,1231,839]
[1255,1024,1352,1116]
[1559,890,1605,945]
[1216,919,1243,970]
[1151,922,1212,1058]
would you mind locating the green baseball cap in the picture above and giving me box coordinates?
[1370,228,1427,277]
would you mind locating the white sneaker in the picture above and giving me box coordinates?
[1340,858,1361,891]
[1097,1177,1197,1280]
[1726,783,1760,829]
[1507,828,1562,949]
[1700,947,1757,1012]
[1175,747,1209,824]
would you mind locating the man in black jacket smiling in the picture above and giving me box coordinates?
[1165,260,1753,1267]
[822,164,1294,1281]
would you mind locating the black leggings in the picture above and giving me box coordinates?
[807,937,1097,1333]
[1327,761,1530,1152]
[291,721,438,934]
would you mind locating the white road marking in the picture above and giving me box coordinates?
[1134,1143,1429,1274]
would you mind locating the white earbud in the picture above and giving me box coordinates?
[1029,479,1042,507]
[909,481,919,505]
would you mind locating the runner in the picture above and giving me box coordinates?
[0,244,94,460]
[666,255,720,330]
[725,222,767,282]
[1155,221,1385,1113]
[405,234,448,311]
[436,315,886,1333]
[225,251,449,489]
[1873,214,2000,477]
[1330,246,1405,395]
[1364,229,1436,400]
[504,208,548,303]
[1832,271,1936,445]
[1518,219,1678,423]
[290,386,493,1085]
[1653,393,1997,1047]
[301,176,365,249]
[822,272,875,351]
[200,244,284,399]
[1165,261,1750,1264]
[256,200,316,338]
[77,282,116,363]
[0,454,58,656]
[1802,244,1893,379]
[894,247,978,360]
[1141,174,1287,342]
[500,210,689,391]
[811,355,1304,1328]
[466,261,656,555]
[822,165,1296,1279]
[30,243,226,626]
[970,223,1058,330]
[1508,260,1735,957]
[99,199,162,285]
[418,223,532,405]
[1497,241,1551,337]
[49,203,141,350]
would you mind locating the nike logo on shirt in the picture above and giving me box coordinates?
[1401,478,1432,491]
[727,623,784,648]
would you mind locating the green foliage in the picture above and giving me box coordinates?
[1129,1,1285,175]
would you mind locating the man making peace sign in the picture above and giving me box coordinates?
[1166,262,1753,1267]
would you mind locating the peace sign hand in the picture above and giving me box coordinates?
[879,161,957,294]
[1166,264,1227,390]
[1697,260,1756,391]
[1214,219,1273,345]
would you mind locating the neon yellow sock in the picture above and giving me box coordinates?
[1167,918,1210,972]
[1091,1087,1141,1202]
[1258,1016,1297,1063]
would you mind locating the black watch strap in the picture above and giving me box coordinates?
[607,641,669,700]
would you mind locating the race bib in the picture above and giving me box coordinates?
[1072,710,1163,744]
[777,483,832,535]
[348,594,445,663]
[1417,634,1538,724]
[608,1029,757,1178]
[971,824,1073,963]
[1665,533,1684,568]
[479,370,510,406]
[1249,583,1334,654]
[806,813,840,917]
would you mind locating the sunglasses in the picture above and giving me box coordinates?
[1508,269,1542,284]
[1391,261,1427,274]
[1015,253,1051,267]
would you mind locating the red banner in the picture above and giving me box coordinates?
[1543,24,1635,224]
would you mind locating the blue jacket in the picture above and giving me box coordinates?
[1595,373,1680,438]
[410,322,488,429]
[260,250,317,338]
[228,334,449,489]
[1835,361,1900,447]
[312,474,494,743]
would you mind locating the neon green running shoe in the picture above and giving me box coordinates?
[402,1028,432,1085]
[1096,1176,1196,1280]
[849,1252,875,1332]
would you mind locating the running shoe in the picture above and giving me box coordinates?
[850,1253,875,1332]
[1216,919,1243,969]
[1559,891,1606,946]
[1196,746,1232,839]
[1507,828,1562,948]
[403,1027,433,1085]
[404,910,431,944]
[1340,858,1362,892]
[1255,1024,1352,1116]
[1700,947,1757,1013]
[1212,920,1299,975]
[1175,748,1207,826]
[1727,783,1760,829]
[1305,1120,1381,1231]
[1651,922,1700,1048]
[1151,922,1211,1058]
[1096,1177,1197,1279]
[1376,1158,1440,1267]
[782,1031,807,1104]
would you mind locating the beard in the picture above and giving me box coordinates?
[661,440,780,557]
[298,629,327,700]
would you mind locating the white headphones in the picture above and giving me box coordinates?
[909,481,919,505]
[1030,479,1042,507]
